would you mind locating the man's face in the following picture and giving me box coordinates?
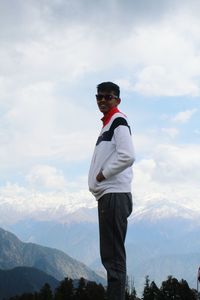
[96,90,121,115]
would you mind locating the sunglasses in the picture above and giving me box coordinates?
[96,94,119,101]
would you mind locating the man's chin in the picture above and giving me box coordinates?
[99,107,109,114]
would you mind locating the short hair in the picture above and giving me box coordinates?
[97,81,120,97]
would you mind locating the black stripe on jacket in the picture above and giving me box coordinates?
[96,117,131,146]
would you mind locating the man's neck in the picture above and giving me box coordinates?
[101,107,120,127]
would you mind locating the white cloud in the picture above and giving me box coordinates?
[133,143,200,216]
[1,2,200,99]
[0,0,200,225]
[133,129,180,156]
[135,144,200,187]
[172,109,198,123]
[194,129,200,135]
[0,79,98,168]
[26,165,67,190]
[0,182,95,225]
[1,142,200,225]
[116,79,135,93]
[133,65,200,96]
[135,21,200,95]
[161,127,179,139]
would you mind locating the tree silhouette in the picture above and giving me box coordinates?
[39,283,53,300]
[142,275,151,300]
[74,277,87,300]
[179,279,196,300]
[54,277,73,300]
[160,276,196,300]
[125,276,137,300]
[7,275,199,300]
[85,281,105,300]
[148,281,162,300]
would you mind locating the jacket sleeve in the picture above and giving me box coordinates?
[102,122,135,179]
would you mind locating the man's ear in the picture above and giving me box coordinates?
[117,98,121,105]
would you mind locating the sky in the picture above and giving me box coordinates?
[0,0,200,223]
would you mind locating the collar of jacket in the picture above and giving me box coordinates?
[101,107,120,127]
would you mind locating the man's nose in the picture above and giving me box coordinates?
[99,96,106,102]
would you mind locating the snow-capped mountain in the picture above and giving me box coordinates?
[1,182,200,225]
[0,184,96,224]
[1,185,200,295]
[131,195,200,223]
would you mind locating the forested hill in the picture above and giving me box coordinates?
[0,227,105,284]
[0,266,59,300]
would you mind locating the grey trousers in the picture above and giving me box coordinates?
[98,193,132,300]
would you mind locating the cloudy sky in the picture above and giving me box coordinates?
[0,0,200,222]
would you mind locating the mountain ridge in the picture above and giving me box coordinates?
[0,227,105,284]
[0,266,59,300]
[1,195,200,295]
[5,209,199,295]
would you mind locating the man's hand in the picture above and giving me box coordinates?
[96,171,105,182]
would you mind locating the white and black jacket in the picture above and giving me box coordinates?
[88,109,135,200]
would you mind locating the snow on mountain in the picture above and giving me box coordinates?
[131,183,200,223]
[131,196,200,224]
[1,182,200,296]
[1,181,200,226]
[0,183,96,225]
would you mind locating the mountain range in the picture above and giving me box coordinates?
[0,227,105,285]
[1,194,200,295]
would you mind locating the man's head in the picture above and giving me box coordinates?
[96,81,121,115]
[97,82,120,97]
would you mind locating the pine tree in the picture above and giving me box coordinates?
[142,277,162,300]
[143,275,151,300]
[85,281,105,300]
[74,277,87,300]
[148,281,162,300]
[39,283,53,300]
[54,277,73,300]
[160,276,197,300]
[125,276,137,300]
[160,276,180,299]
[179,279,196,300]
[130,277,137,300]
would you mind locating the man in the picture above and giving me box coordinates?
[88,81,135,300]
